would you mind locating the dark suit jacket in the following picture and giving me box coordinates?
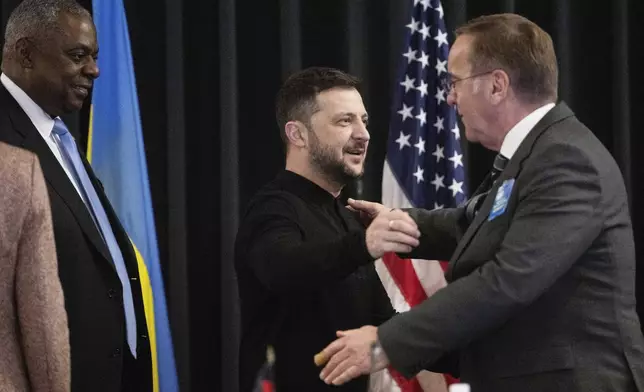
[378,103,644,392]
[0,84,152,392]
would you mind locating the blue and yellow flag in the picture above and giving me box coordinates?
[89,1,178,391]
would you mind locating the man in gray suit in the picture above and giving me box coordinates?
[316,13,644,392]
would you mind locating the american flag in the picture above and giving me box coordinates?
[370,0,467,391]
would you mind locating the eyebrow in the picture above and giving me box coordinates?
[67,44,98,54]
[333,112,369,120]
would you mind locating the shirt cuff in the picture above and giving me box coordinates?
[370,339,390,372]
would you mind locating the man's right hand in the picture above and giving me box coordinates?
[365,209,420,259]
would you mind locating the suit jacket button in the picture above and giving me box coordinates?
[111,348,121,358]
[107,289,116,298]
[141,334,148,340]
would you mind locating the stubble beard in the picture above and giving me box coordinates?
[309,132,364,188]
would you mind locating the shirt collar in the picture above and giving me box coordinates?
[0,73,56,138]
[277,170,339,206]
[500,102,555,159]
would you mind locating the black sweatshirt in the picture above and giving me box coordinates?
[235,170,396,392]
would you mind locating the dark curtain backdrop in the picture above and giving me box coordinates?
[1,0,643,391]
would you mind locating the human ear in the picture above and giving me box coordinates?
[14,38,35,68]
[489,69,510,104]
[284,121,307,148]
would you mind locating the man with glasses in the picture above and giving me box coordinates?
[316,13,644,392]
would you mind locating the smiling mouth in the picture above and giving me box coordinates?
[345,149,365,156]
[72,85,91,95]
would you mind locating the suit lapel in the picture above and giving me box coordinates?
[1,84,114,267]
[446,177,504,280]
[447,103,575,280]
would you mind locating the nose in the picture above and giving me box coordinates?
[446,88,456,106]
[353,121,370,142]
[84,58,100,80]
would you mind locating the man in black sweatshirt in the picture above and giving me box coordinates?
[235,67,421,392]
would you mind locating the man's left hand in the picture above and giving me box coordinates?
[317,325,389,385]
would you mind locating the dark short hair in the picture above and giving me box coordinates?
[455,13,558,104]
[275,67,361,144]
[3,0,90,58]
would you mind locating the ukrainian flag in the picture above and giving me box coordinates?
[89,1,178,391]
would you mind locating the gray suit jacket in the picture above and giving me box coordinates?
[378,103,644,392]
[0,142,70,391]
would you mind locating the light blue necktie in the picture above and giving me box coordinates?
[52,118,137,357]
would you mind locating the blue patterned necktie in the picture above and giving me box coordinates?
[52,118,137,357]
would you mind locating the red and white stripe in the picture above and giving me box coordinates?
[369,161,449,392]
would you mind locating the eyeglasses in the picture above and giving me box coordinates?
[440,70,496,92]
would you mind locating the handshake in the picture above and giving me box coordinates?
[347,198,421,259]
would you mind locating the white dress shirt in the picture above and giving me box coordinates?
[1,73,88,204]
[500,102,556,159]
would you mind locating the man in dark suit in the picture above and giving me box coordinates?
[0,1,151,391]
[317,13,644,392]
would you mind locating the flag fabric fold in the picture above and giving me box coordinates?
[370,0,467,390]
[89,1,178,391]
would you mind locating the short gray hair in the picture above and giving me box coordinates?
[3,0,90,57]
